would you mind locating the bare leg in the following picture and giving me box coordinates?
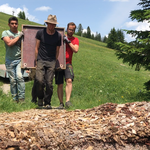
[65,78,72,102]
[57,84,63,103]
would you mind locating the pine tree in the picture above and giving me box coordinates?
[76,24,83,36]
[97,33,101,41]
[115,0,150,71]
[107,27,118,49]
[103,36,108,43]
[22,11,26,20]
[91,34,95,40]
[117,29,125,43]
[82,32,87,37]
[18,11,27,20]
[86,26,91,38]
[115,29,125,50]
[18,11,23,19]
[95,32,101,41]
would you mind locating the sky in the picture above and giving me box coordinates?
[0,0,149,42]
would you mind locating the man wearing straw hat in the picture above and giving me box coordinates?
[35,14,61,109]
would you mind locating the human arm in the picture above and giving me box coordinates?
[2,31,23,47]
[68,42,79,53]
[63,35,79,53]
[55,33,61,60]
[35,39,40,67]
[56,46,60,60]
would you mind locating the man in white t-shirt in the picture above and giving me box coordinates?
[1,16,25,103]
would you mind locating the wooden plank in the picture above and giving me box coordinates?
[21,25,66,69]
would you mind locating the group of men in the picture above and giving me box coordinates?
[1,14,79,109]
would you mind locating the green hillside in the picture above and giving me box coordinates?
[0,12,149,113]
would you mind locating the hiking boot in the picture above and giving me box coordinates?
[65,101,72,108]
[31,99,37,104]
[38,99,43,106]
[13,100,19,103]
[19,99,25,103]
[57,103,64,109]
[42,105,52,109]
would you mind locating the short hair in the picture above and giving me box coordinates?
[67,22,76,30]
[8,16,18,24]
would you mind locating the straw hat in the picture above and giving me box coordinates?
[44,15,58,24]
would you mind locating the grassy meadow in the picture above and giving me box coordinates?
[0,12,150,113]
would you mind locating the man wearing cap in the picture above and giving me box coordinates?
[35,14,61,109]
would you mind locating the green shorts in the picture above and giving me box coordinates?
[55,64,74,84]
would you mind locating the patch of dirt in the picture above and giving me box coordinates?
[0,102,150,150]
[0,83,10,94]
[120,64,126,67]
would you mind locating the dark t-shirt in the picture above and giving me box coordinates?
[36,28,61,61]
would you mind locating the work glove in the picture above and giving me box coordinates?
[63,35,71,44]
[18,31,24,38]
